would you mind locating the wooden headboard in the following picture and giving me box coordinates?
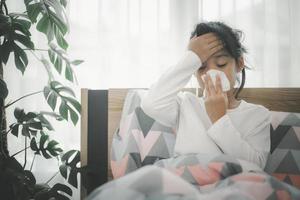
[80,87,300,198]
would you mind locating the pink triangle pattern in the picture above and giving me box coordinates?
[231,173,266,183]
[162,168,198,195]
[166,166,185,177]
[132,129,161,161]
[111,154,129,179]
[276,190,291,199]
[207,162,225,173]
[187,165,221,186]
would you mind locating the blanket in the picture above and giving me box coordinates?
[87,154,300,200]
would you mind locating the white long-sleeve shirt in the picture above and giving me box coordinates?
[140,50,272,171]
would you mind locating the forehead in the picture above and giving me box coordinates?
[211,49,231,58]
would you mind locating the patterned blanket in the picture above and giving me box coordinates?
[87,154,300,200]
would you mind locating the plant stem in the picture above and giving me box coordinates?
[4,90,43,108]
[29,50,54,82]
[0,0,8,15]
[0,47,8,158]
[11,145,30,157]
[23,136,27,169]
[30,154,36,171]
[46,171,59,184]
[1,127,11,135]
[23,48,48,52]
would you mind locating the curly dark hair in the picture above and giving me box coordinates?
[190,21,249,99]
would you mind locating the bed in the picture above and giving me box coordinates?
[80,87,300,199]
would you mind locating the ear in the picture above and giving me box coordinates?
[236,56,244,73]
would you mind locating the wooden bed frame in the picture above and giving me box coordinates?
[80,87,300,198]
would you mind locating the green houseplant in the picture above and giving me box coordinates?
[0,0,85,199]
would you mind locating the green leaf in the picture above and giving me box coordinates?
[36,15,50,35]
[59,164,68,178]
[40,133,49,148]
[14,33,34,49]
[59,100,68,120]
[50,10,67,35]
[71,60,84,65]
[11,124,20,137]
[22,125,30,137]
[41,149,52,159]
[25,0,69,49]
[48,44,82,83]
[69,107,78,125]
[47,91,58,111]
[43,86,51,99]
[14,108,26,122]
[26,4,43,23]
[50,81,61,88]
[39,111,64,121]
[13,43,28,74]
[48,140,59,149]
[30,137,39,152]
[15,18,31,29]
[44,81,80,125]
[50,183,72,199]
[0,41,12,64]
[0,15,33,73]
[30,132,63,159]
[64,96,81,113]
[12,108,45,138]
[61,150,77,162]
[56,30,68,50]
[24,112,37,121]
[60,0,68,8]
[28,121,43,130]
[60,150,80,188]
[55,85,75,97]
[13,21,31,36]
[48,49,55,63]
[65,63,73,82]
[54,56,62,73]
[0,79,8,99]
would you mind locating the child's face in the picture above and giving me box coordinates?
[195,49,244,91]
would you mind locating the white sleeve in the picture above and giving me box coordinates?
[206,107,272,169]
[140,50,202,129]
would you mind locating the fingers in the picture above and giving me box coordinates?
[215,74,222,93]
[203,75,210,97]
[204,74,223,96]
[204,75,217,96]
[202,32,217,40]
[206,75,216,95]
[205,33,220,43]
[208,39,223,49]
[210,44,223,54]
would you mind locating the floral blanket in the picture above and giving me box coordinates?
[87,154,300,200]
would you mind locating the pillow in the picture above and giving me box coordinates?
[110,89,176,179]
[264,111,300,189]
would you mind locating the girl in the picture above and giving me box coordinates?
[141,21,271,171]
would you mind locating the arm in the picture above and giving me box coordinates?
[206,107,272,169]
[141,33,223,129]
[141,50,201,128]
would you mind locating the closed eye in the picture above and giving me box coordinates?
[217,63,227,68]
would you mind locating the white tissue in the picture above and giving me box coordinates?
[201,69,230,93]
